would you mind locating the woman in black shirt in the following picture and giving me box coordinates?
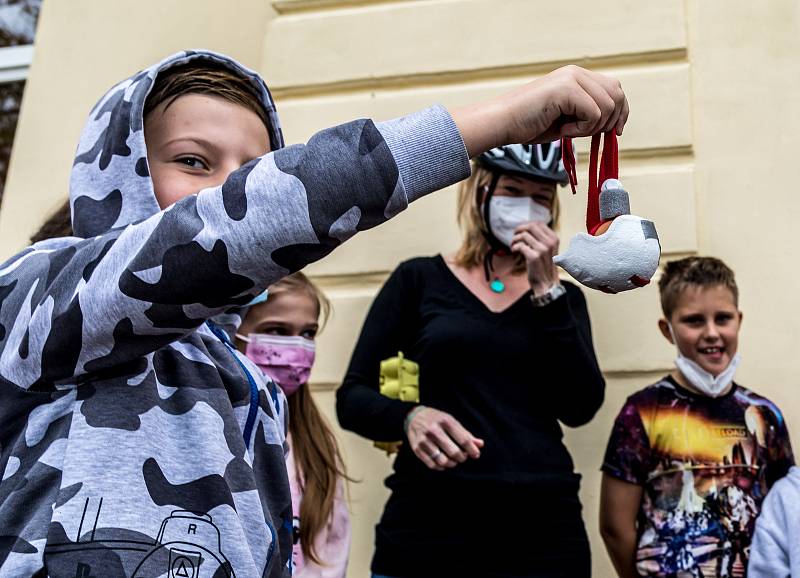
[336,142,605,578]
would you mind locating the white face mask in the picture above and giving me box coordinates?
[487,196,551,248]
[668,324,740,397]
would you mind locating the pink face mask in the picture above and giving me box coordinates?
[236,333,316,396]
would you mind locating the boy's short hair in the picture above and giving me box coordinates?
[143,60,270,131]
[658,256,739,318]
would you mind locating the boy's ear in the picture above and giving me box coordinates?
[658,318,674,344]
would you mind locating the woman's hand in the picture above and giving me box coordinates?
[452,65,629,158]
[510,222,560,296]
[405,406,484,471]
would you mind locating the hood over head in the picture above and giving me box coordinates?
[69,50,284,239]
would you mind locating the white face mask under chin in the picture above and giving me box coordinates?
[668,324,740,397]
[487,196,551,248]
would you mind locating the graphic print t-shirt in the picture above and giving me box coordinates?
[602,377,794,578]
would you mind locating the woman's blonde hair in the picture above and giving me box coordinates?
[453,163,561,273]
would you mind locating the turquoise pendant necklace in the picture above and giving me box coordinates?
[490,278,505,293]
[485,249,507,293]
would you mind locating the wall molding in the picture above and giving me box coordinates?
[270,49,688,99]
[272,0,413,15]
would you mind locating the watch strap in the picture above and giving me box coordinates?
[530,283,566,307]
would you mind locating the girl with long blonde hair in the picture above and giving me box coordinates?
[237,273,351,577]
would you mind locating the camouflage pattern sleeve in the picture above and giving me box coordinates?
[0,106,469,392]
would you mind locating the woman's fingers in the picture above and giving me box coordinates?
[513,231,551,256]
[511,241,539,263]
[407,407,482,469]
[512,242,554,279]
[428,426,467,463]
[515,221,559,244]
[414,440,445,471]
[512,224,559,257]
[441,418,483,459]
[510,222,560,292]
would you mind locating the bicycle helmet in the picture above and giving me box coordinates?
[477,142,569,185]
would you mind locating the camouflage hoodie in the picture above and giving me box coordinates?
[0,50,469,577]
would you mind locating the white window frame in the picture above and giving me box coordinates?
[0,44,32,83]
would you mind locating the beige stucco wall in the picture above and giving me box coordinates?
[1,1,798,576]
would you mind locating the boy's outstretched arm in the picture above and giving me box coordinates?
[0,65,628,391]
[599,473,642,578]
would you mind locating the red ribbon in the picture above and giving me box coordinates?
[561,131,619,233]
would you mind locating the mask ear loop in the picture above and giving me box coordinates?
[476,172,505,285]
[666,322,695,367]
[478,172,503,249]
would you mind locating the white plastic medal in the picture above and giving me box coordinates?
[553,212,661,294]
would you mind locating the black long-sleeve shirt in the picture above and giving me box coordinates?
[336,256,606,574]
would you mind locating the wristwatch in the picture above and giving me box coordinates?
[530,283,566,307]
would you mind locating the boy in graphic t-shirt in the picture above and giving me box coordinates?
[599,256,794,578]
